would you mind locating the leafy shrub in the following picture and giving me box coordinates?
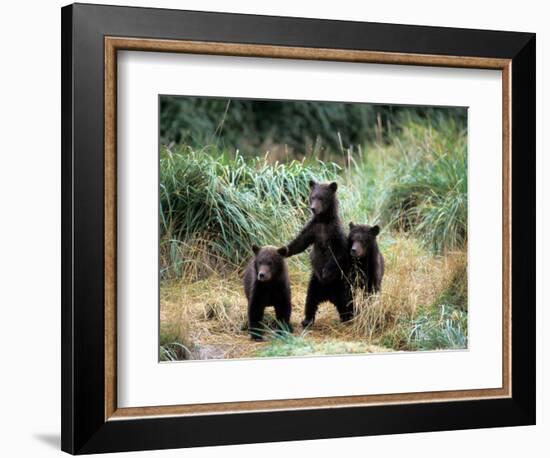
[160,96,467,158]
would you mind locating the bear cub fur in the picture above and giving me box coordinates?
[348,222,385,294]
[243,245,292,341]
[281,180,352,328]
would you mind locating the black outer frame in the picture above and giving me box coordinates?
[61,3,536,455]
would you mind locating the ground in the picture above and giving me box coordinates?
[160,235,467,361]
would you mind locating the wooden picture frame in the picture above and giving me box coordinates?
[62,3,536,454]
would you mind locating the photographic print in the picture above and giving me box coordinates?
[62,7,535,452]
[159,96,468,361]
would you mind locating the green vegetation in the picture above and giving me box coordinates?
[381,118,467,252]
[160,116,467,279]
[160,326,191,361]
[160,96,466,158]
[159,99,468,360]
[253,329,380,358]
[381,304,468,351]
[160,148,338,279]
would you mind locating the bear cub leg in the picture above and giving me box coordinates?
[274,297,293,334]
[332,285,353,322]
[301,275,326,328]
[248,297,266,341]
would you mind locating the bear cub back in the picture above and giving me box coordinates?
[348,223,385,294]
[243,245,292,340]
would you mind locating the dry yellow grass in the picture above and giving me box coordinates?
[350,237,466,344]
[160,234,467,360]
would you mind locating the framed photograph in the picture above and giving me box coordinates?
[61,3,536,454]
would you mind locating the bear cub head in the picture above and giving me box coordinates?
[252,245,288,282]
[348,223,380,258]
[308,180,338,217]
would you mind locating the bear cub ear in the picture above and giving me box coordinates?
[349,221,355,230]
[371,225,380,236]
[308,179,317,189]
[329,181,338,192]
[252,244,261,255]
[277,246,289,257]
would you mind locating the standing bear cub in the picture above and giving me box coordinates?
[243,245,292,341]
[348,222,385,294]
[281,181,352,328]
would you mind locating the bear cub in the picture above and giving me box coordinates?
[281,181,352,328]
[348,222,385,294]
[243,245,292,341]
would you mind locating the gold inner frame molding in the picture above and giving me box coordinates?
[104,36,512,421]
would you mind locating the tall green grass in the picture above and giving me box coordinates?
[381,118,467,252]
[160,117,467,279]
[160,146,340,279]
[380,303,468,351]
[344,117,467,253]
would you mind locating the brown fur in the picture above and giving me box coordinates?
[243,245,292,340]
[348,222,385,294]
[281,181,352,327]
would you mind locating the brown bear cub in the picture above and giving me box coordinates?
[348,222,385,294]
[243,245,292,341]
[281,181,352,328]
